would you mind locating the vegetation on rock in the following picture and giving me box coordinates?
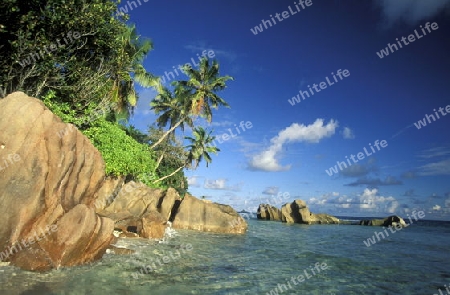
[0,0,233,194]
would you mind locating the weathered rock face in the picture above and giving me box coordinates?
[281,200,313,224]
[98,184,247,236]
[0,92,114,271]
[92,176,125,212]
[98,183,181,239]
[141,211,166,239]
[360,215,406,227]
[278,199,339,225]
[257,204,283,221]
[172,194,247,234]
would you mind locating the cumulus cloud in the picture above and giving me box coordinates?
[308,192,340,206]
[204,178,242,191]
[445,195,450,208]
[187,175,201,187]
[309,189,401,214]
[248,119,338,172]
[376,0,450,27]
[342,127,355,139]
[333,188,399,214]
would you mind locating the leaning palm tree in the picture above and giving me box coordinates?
[153,126,219,183]
[177,57,233,122]
[108,24,158,120]
[150,84,194,149]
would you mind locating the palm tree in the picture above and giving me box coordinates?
[153,126,219,183]
[149,84,193,149]
[109,24,158,120]
[185,126,219,169]
[177,57,233,122]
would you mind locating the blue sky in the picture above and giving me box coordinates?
[125,0,450,219]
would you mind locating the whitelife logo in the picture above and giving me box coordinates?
[376,22,439,59]
[288,69,350,106]
[250,0,313,35]
[363,211,425,247]
[18,31,82,67]
[413,105,450,130]
[325,140,388,176]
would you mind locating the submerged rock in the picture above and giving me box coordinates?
[360,215,407,227]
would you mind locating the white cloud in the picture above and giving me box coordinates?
[210,121,234,127]
[187,176,201,187]
[419,158,450,176]
[134,88,158,116]
[204,178,242,191]
[342,127,355,139]
[248,119,338,172]
[445,197,450,208]
[184,42,237,61]
[376,0,450,27]
[417,147,450,159]
[312,188,401,214]
[262,186,279,195]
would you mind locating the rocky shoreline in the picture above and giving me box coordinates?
[0,92,247,272]
[0,92,408,273]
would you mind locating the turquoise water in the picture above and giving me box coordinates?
[1,219,449,294]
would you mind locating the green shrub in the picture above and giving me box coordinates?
[43,91,160,188]
[83,119,159,187]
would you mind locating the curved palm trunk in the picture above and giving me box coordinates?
[150,119,183,149]
[154,151,165,170]
[153,165,184,184]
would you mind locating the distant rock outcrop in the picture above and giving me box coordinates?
[256,199,339,225]
[0,92,114,271]
[257,204,283,221]
[280,200,340,224]
[360,215,407,227]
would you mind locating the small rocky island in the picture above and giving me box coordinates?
[257,200,339,224]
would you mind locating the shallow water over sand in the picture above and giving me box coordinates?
[1,219,449,295]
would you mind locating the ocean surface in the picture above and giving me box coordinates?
[1,217,449,295]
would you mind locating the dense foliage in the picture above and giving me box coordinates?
[83,120,159,187]
[43,91,160,187]
[0,1,233,195]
